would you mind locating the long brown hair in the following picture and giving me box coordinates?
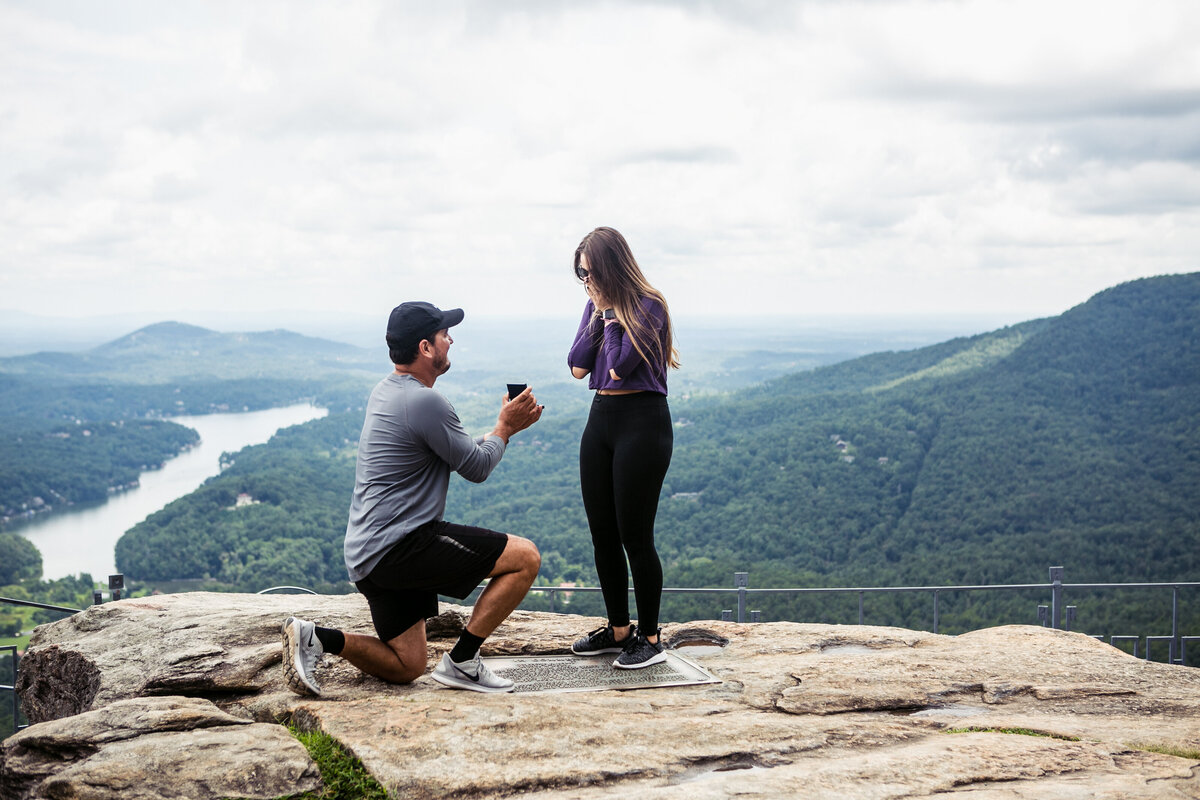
[574,227,680,371]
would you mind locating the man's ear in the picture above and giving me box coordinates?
[417,338,434,358]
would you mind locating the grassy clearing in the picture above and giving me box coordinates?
[944,726,1080,741]
[284,725,389,800]
[1126,742,1200,761]
[0,634,32,652]
[946,729,1200,762]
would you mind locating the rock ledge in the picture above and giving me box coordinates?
[3,592,1198,799]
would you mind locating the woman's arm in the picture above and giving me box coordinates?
[603,297,665,381]
[567,299,600,379]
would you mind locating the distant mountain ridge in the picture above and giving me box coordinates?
[746,317,1054,400]
[98,321,221,347]
[0,321,383,382]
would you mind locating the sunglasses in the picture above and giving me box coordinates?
[574,264,589,281]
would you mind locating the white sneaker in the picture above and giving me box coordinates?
[431,651,514,693]
[281,616,324,696]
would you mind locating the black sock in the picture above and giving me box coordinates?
[450,630,486,663]
[314,626,345,656]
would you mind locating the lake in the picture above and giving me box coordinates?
[14,403,328,581]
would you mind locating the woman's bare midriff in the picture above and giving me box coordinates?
[597,389,644,396]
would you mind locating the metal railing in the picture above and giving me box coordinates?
[0,596,83,615]
[1,596,83,736]
[1,644,18,736]
[522,566,1199,667]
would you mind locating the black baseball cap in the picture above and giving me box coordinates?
[386,301,465,350]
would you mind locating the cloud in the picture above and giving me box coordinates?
[614,147,740,166]
[1,0,1199,328]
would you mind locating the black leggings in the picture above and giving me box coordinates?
[579,392,673,633]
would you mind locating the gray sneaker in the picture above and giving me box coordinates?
[431,651,514,693]
[281,616,324,696]
[614,629,667,670]
[571,624,636,655]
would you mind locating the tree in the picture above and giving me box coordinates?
[0,533,41,585]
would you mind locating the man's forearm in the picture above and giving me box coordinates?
[487,426,515,444]
[457,435,507,483]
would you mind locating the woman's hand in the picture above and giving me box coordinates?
[586,282,620,327]
[584,277,609,311]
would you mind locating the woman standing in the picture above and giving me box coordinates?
[567,226,680,669]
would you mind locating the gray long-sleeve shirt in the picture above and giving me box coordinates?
[344,372,506,582]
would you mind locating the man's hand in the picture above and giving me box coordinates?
[491,386,543,443]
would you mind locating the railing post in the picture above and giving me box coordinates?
[734,572,748,623]
[933,589,940,634]
[1049,566,1064,630]
[2,646,22,735]
[1110,635,1140,658]
[13,649,19,730]
[1172,588,1180,665]
[858,592,864,625]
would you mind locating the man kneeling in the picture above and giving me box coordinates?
[282,301,543,694]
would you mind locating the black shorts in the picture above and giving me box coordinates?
[354,519,508,643]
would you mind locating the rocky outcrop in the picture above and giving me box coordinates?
[13,593,381,723]
[0,695,320,800]
[3,592,1199,799]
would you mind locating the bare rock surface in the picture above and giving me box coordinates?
[13,592,381,722]
[5,592,1200,799]
[0,695,321,800]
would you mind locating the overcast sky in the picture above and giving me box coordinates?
[3,0,1198,331]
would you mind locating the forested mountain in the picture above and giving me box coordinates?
[110,273,1200,638]
[0,419,199,520]
[0,320,380,523]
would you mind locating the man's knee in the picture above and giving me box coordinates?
[384,627,428,684]
[508,534,541,573]
[389,662,425,685]
[490,534,540,581]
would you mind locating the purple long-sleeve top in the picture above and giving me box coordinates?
[567,297,669,395]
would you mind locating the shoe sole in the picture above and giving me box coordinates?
[431,669,514,693]
[613,650,668,670]
[281,618,321,696]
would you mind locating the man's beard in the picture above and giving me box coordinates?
[433,353,451,375]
